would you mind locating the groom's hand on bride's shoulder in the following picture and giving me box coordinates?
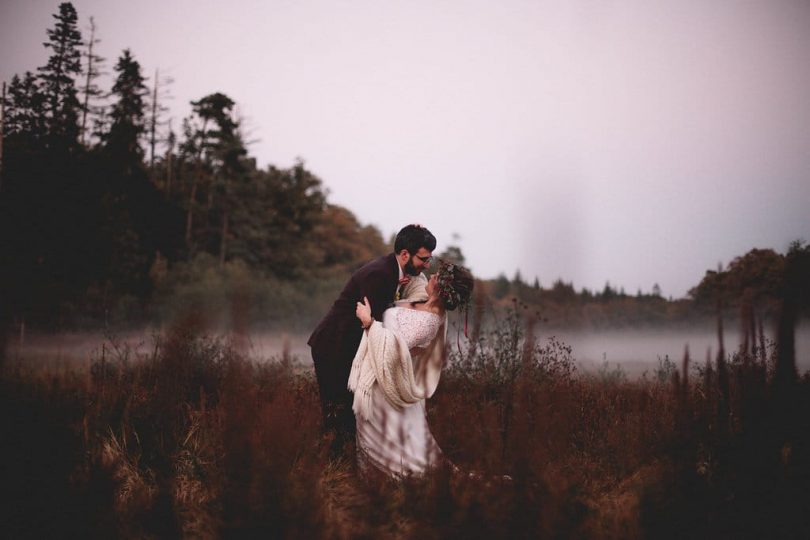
[356,297,373,328]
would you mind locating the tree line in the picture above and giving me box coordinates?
[489,243,810,329]
[0,2,387,333]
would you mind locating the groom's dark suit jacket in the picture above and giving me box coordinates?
[308,252,400,391]
[307,252,399,442]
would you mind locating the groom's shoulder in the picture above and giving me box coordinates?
[353,252,395,278]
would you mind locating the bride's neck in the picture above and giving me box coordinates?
[421,297,444,315]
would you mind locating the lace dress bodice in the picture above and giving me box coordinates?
[382,307,442,350]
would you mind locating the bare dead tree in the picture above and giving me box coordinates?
[0,81,5,194]
[149,68,158,168]
[80,17,105,146]
[165,118,175,198]
[147,68,173,170]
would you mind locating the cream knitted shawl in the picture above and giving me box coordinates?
[347,274,447,420]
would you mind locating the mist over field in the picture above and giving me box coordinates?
[10,322,810,380]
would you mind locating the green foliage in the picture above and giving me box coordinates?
[151,253,344,331]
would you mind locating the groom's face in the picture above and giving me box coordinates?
[404,247,433,276]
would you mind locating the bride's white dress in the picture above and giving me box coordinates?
[355,306,444,478]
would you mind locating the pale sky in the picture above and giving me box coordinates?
[2,0,809,298]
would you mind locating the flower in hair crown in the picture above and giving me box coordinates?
[436,260,471,311]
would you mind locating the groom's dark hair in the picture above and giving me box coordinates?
[394,224,436,254]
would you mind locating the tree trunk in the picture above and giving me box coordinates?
[80,18,97,146]
[219,207,229,268]
[185,118,208,250]
[149,68,158,169]
[166,144,173,198]
[185,179,198,249]
[0,81,4,193]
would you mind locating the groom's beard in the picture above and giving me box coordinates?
[404,258,420,276]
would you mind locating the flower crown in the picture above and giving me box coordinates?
[435,260,472,312]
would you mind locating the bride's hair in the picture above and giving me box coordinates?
[436,261,474,311]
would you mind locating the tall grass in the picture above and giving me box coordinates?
[1,304,808,538]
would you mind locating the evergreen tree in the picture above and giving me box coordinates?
[37,2,83,150]
[493,273,511,299]
[180,92,247,259]
[96,49,178,300]
[228,160,325,277]
[1,3,92,330]
[602,282,616,300]
[437,244,466,266]
[105,49,148,164]
[2,73,47,140]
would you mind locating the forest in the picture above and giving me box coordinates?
[1,2,808,346]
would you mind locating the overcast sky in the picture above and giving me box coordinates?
[2,0,809,298]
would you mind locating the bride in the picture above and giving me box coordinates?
[349,260,473,478]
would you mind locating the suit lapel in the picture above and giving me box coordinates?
[387,252,399,300]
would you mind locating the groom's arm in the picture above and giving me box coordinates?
[356,267,392,322]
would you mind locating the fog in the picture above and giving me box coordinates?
[8,322,810,380]
[554,323,810,377]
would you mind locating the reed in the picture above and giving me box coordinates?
[1,303,808,538]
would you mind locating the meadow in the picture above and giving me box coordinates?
[1,304,809,539]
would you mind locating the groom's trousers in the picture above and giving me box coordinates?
[311,342,356,457]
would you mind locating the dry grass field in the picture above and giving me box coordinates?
[1,306,809,539]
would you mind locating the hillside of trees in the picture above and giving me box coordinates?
[0,3,392,336]
[2,3,808,341]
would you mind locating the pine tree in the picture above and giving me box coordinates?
[181,92,246,258]
[37,2,83,150]
[3,73,47,140]
[99,49,168,298]
[106,49,148,165]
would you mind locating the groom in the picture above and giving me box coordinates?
[308,224,436,457]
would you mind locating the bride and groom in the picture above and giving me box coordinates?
[308,224,473,478]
